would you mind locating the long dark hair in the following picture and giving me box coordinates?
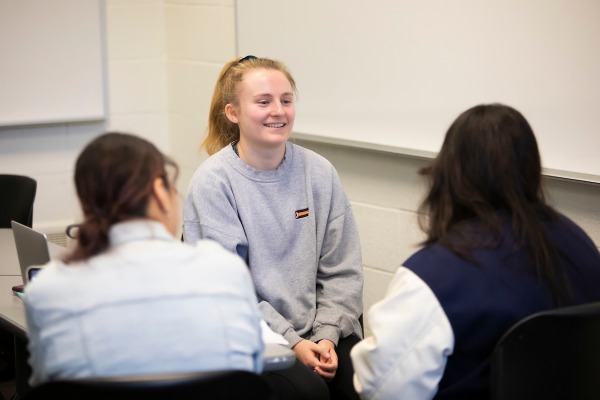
[64,132,178,264]
[418,104,570,306]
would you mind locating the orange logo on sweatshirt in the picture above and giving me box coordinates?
[295,208,309,219]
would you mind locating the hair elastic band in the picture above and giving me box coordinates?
[239,55,257,63]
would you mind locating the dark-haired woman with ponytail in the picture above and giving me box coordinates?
[24,132,264,386]
[351,104,600,400]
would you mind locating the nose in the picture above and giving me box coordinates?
[271,101,284,115]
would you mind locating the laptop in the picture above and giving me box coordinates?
[11,220,50,285]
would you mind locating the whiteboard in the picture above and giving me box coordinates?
[0,0,105,127]
[237,0,600,183]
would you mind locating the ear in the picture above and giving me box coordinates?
[225,103,239,123]
[151,177,171,215]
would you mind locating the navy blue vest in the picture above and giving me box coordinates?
[404,215,600,400]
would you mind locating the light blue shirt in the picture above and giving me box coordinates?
[24,220,264,386]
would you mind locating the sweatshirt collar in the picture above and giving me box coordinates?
[225,141,294,182]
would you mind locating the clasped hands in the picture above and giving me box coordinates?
[293,339,338,381]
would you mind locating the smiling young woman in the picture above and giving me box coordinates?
[183,56,364,400]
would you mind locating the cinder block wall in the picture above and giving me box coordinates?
[1,0,598,336]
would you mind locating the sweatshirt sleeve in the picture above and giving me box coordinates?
[350,267,454,400]
[183,168,249,262]
[311,171,364,345]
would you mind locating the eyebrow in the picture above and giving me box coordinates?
[253,92,294,98]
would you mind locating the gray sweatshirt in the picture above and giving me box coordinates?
[183,141,363,347]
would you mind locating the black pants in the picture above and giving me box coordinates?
[263,335,361,400]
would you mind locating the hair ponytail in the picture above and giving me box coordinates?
[63,132,178,264]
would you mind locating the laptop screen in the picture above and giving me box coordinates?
[11,220,50,284]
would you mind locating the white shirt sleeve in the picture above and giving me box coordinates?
[350,266,454,400]
[261,319,289,345]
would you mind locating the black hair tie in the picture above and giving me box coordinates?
[239,55,257,63]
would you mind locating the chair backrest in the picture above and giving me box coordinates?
[0,174,37,228]
[490,301,600,400]
[22,370,276,400]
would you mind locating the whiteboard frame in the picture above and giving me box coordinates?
[0,0,106,128]
[236,0,600,184]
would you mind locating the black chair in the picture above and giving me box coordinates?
[21,370,276,400]
[0,174,37,228]
[0,175,37,386]
[490,301,600,400]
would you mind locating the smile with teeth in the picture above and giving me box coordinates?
[264,123,286,128]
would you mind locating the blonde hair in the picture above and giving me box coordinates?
[202,56,298,155]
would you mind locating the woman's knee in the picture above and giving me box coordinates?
[263,361,330,400]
